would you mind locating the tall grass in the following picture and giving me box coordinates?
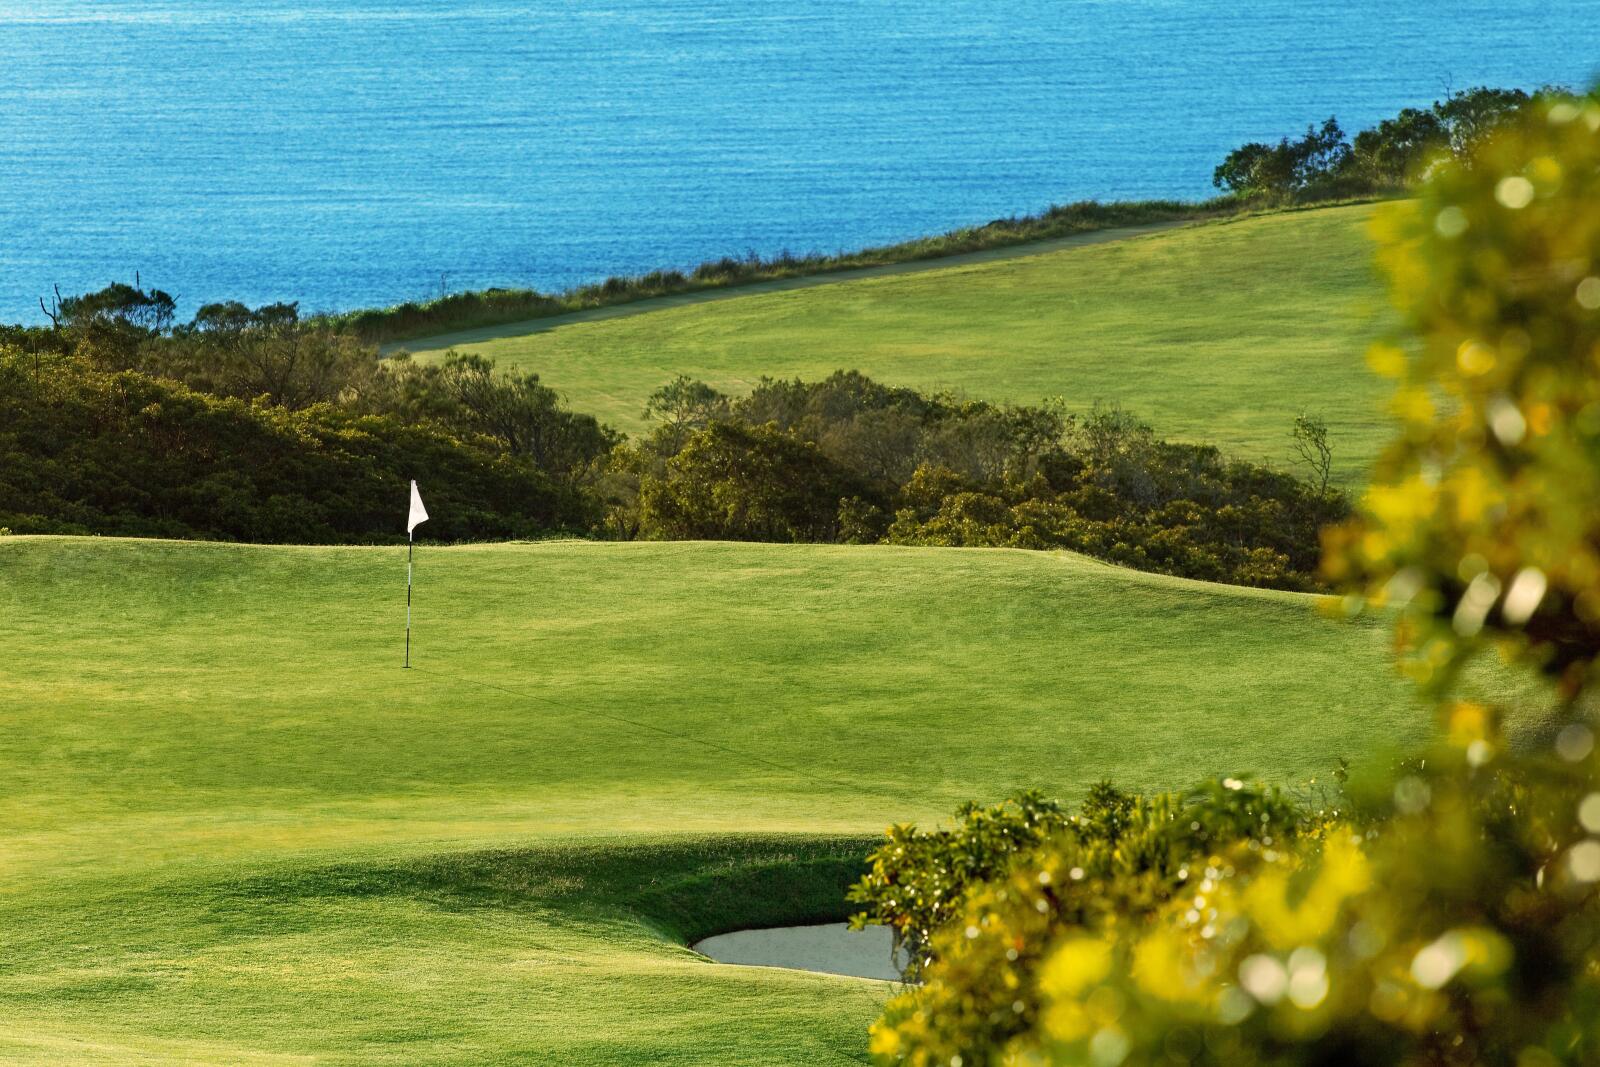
[325,196,1269,345]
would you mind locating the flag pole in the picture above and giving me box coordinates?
[405,531,414,669]
[404,479,428,669]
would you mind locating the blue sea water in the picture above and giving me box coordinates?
[1,1,1596,322]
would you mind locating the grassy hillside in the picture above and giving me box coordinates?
[407,204,1392,486]
[0,535,1454,1063]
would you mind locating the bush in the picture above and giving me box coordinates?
[1,289,617,543]
[625,377,1339,590]
[636,420,871,542]
[865,748,1599,1066]
[147,300,377,410]
[0,350,592,542]
[356,352,619,481]
[847,790,1072,981]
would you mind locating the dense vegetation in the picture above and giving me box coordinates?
[4,282,1343,587]
[2,289,617,541]
[860,93,1600,1067]
[0,351,593,542]
[609,372,1345,589]
[1212,86,1541,198]
[861,750,1599,1065]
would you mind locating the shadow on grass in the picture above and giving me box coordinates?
[202,834,880,946]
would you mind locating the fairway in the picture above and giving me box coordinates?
[407,204,1393,485]
[2,535,1447,1063]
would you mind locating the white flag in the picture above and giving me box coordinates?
[407,480,429,536]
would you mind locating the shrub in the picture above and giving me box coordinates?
[636,420,872,542]
[866,749,1599,1066]
[0,350,591,542]
[847,791,1072,981]
[357,352,618,481]
[620,373,1340,589]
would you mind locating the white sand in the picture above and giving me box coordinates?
[691,922,903,982]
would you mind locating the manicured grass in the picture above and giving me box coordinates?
[0,535,1480,1063]
[409,203,1393,485]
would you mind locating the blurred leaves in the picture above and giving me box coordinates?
[867,93,1600,1067]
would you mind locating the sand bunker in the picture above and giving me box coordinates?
[692,922,903,982]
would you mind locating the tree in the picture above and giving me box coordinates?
[1294,116,1352,184]
[161,302,374,409]
[1212,118,1350,196]
[636,421,869,542]
[642,375,728,451]
[53,280,178,368]
[1212,141,1289,196]
[1432,85,1533,154]
[1212,90,1544,200]
[59,280,176,333]
[1289,411,1333,498]
[37,284,63,330]
[429,354,617,477]
[187,299,299,335]
[359,353,617,480]
[1350,107,1446,183]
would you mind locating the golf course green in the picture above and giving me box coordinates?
[0,534,1468,1064]
[404,203,1393,485]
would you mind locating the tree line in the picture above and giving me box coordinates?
[1,286,1342,590]
[605,372,1343,590]
[1211,85,1547,198]
[0,293,608,542]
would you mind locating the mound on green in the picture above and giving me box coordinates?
[407,204,1392,485]
[2,535,1459,1064]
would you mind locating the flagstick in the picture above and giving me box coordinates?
[405,533,414,669]
[404,479,429,668]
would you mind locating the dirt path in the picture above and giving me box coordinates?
[392,219,1193,354]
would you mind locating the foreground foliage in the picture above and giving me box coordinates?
[848,791,1072,981]
[864,748,1599,1066]
[863,94,1600,1066]
[1326,91,1600,701]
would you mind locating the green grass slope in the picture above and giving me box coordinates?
[408,204,1394,485]
[1,535,1440,1064]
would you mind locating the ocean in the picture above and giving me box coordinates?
[1,0,1595,322]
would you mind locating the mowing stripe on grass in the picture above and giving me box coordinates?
[409,664,895,799]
